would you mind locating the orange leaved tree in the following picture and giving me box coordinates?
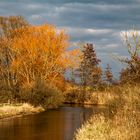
[0,16,70,106]
[10,24,69,87]
[0,16,28,90]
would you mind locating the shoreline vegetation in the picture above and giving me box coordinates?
[64,86,115,105]
[0,16,67,120]
[0,103,44,120]
[0,16,140,139]
[74,84,140,140]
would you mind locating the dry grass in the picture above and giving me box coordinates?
[0,103,44,119]
[74,115,110,140]
[64,86,117,105]
[74,84,140,140]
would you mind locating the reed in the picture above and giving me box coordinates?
[0,103,44,119]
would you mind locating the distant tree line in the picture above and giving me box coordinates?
[0,15,140,107]
[70,31,140,87]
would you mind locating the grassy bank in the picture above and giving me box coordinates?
[0,81,64,112]
[64,86,117,105]
[0,103,44,120]
[74,84,140,140]
[0,82,65,120]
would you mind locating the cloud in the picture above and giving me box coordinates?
[1,1,140,28]
[0,0,140,76]
[62,27,113,40]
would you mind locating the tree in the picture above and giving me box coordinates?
[10,24,69,87]
[119,30,140,83]
[79,43,101,87]
[0,16,29,90]
[0,16,28,37]
[104,64,113,85]
[0,16,70,96]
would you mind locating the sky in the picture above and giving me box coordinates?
[0,0,140,78]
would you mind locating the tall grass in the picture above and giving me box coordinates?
[0,103,44,119]
[64,85,117,105]
[74,84,140,140]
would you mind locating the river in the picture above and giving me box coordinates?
[0,104,105,140]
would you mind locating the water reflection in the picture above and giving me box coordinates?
[0,104,105,140]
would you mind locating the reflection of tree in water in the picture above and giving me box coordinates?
[80,110,86,123]
[80,107,94,123]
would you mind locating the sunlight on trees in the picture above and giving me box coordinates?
[11,24,69,85]
[0,16,77,106]
[79,43,102,87]
[120,30,140,83]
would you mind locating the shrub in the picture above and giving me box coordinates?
[20,80,64,109]
[0,90,13,103]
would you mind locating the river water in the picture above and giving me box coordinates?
[0,104,105,140]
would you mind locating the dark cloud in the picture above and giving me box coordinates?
[3,0,139,5]
[0,1,139,28]
[0,0,140,77]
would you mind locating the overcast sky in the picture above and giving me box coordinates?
[0,0,140,77]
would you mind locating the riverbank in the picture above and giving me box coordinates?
[64,86,116,105]
[74,84,140,140]
[0,103,44,120]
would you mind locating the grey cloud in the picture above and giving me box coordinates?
[0,1,139,29]
[0,0,140,76]
[4,0,139,5]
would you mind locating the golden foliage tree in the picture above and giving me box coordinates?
[0,16,85,107]
[0,16,71,91]
[11,24,69,87]
[119,30,140,83]
[0,16,28,89]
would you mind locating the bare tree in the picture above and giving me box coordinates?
[119,30,140,83]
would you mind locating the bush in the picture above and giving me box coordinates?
[0,90,13,103]
[0,79,64,109]
[20,80,64,109]
[64,87,84,103]
[64,86,115,105]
